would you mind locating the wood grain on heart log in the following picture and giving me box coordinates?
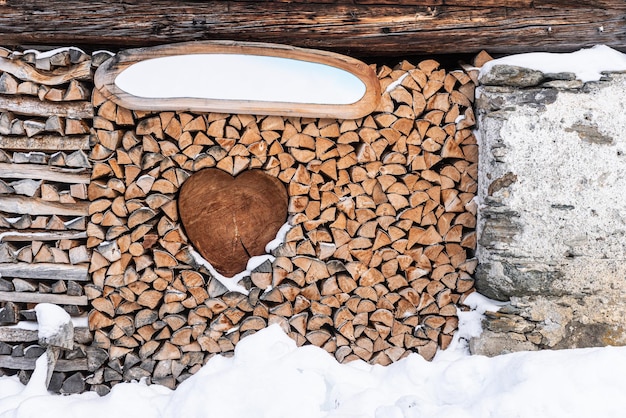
[178,168,288,277]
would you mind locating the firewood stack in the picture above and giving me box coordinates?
[87,58,478,390]
[0,47,103,393]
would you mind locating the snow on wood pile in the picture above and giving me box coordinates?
[87,56,478,392]
[0,47,105,393]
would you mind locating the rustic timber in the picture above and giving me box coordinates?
[0,327,38,342]
[0,263,89,281]
[0,325,91,343]
[0,96,93,119]
[0,163,91,183]
[0,231,87,242]
[0,135,91,151]
[0,1,623,56]
[0,291,88,305]
[0,196,89,216]
[0,355,88,372]
[0,57,91,85]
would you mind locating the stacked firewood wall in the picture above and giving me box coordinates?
[0,47,105,393]
[88,59,478,390]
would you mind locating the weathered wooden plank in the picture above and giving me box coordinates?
[0,163,90,184]
[0,325,91,343]
[0,96,93,119]
[0,291,88,305]
[0,135,91,152]
[0,1,623,56]
[0,196,89,216]
[0,263,89,281]
[354,0,532,5]
[355,0,620,6]
[0,327,37,342]
[0,231,87,242]
[0,355,88,371]
[0,57,91,86]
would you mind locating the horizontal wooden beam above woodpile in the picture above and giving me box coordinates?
[0,1,624,56]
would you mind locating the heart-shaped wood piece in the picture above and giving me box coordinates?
[178,168,288,277]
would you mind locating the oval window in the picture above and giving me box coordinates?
[95,41,380,119]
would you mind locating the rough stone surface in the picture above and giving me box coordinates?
[469,329,538,357]
[478,64,545,87]
[472,72,626,355]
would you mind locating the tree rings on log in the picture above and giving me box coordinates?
[178,168,288,277]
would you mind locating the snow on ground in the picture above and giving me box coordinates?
[1,292,625,418]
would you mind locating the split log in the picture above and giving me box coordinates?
[0,57,91,86]
[0,96,93,118]
[0,356,88,372]
[0,135,90,152]
[0,196,89,216]
[0,163,90,183]
[0,263,88,281]
[0,291,88,305]
[0,302,18,324]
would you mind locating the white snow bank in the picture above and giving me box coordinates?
[33,304,71,341]
[2,316,626,417]
[480,45,626,82]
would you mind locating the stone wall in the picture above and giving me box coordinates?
[472,66,626,355]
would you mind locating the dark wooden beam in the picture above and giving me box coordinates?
[0,1,624,57]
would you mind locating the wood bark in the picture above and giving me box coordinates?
[0,135,90,151]
[0,291,88,305]
[0,196,89,216]
[0,163,90,183]
[0,1,623,56]
[0,263,89,281]
[0,96,93,118]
